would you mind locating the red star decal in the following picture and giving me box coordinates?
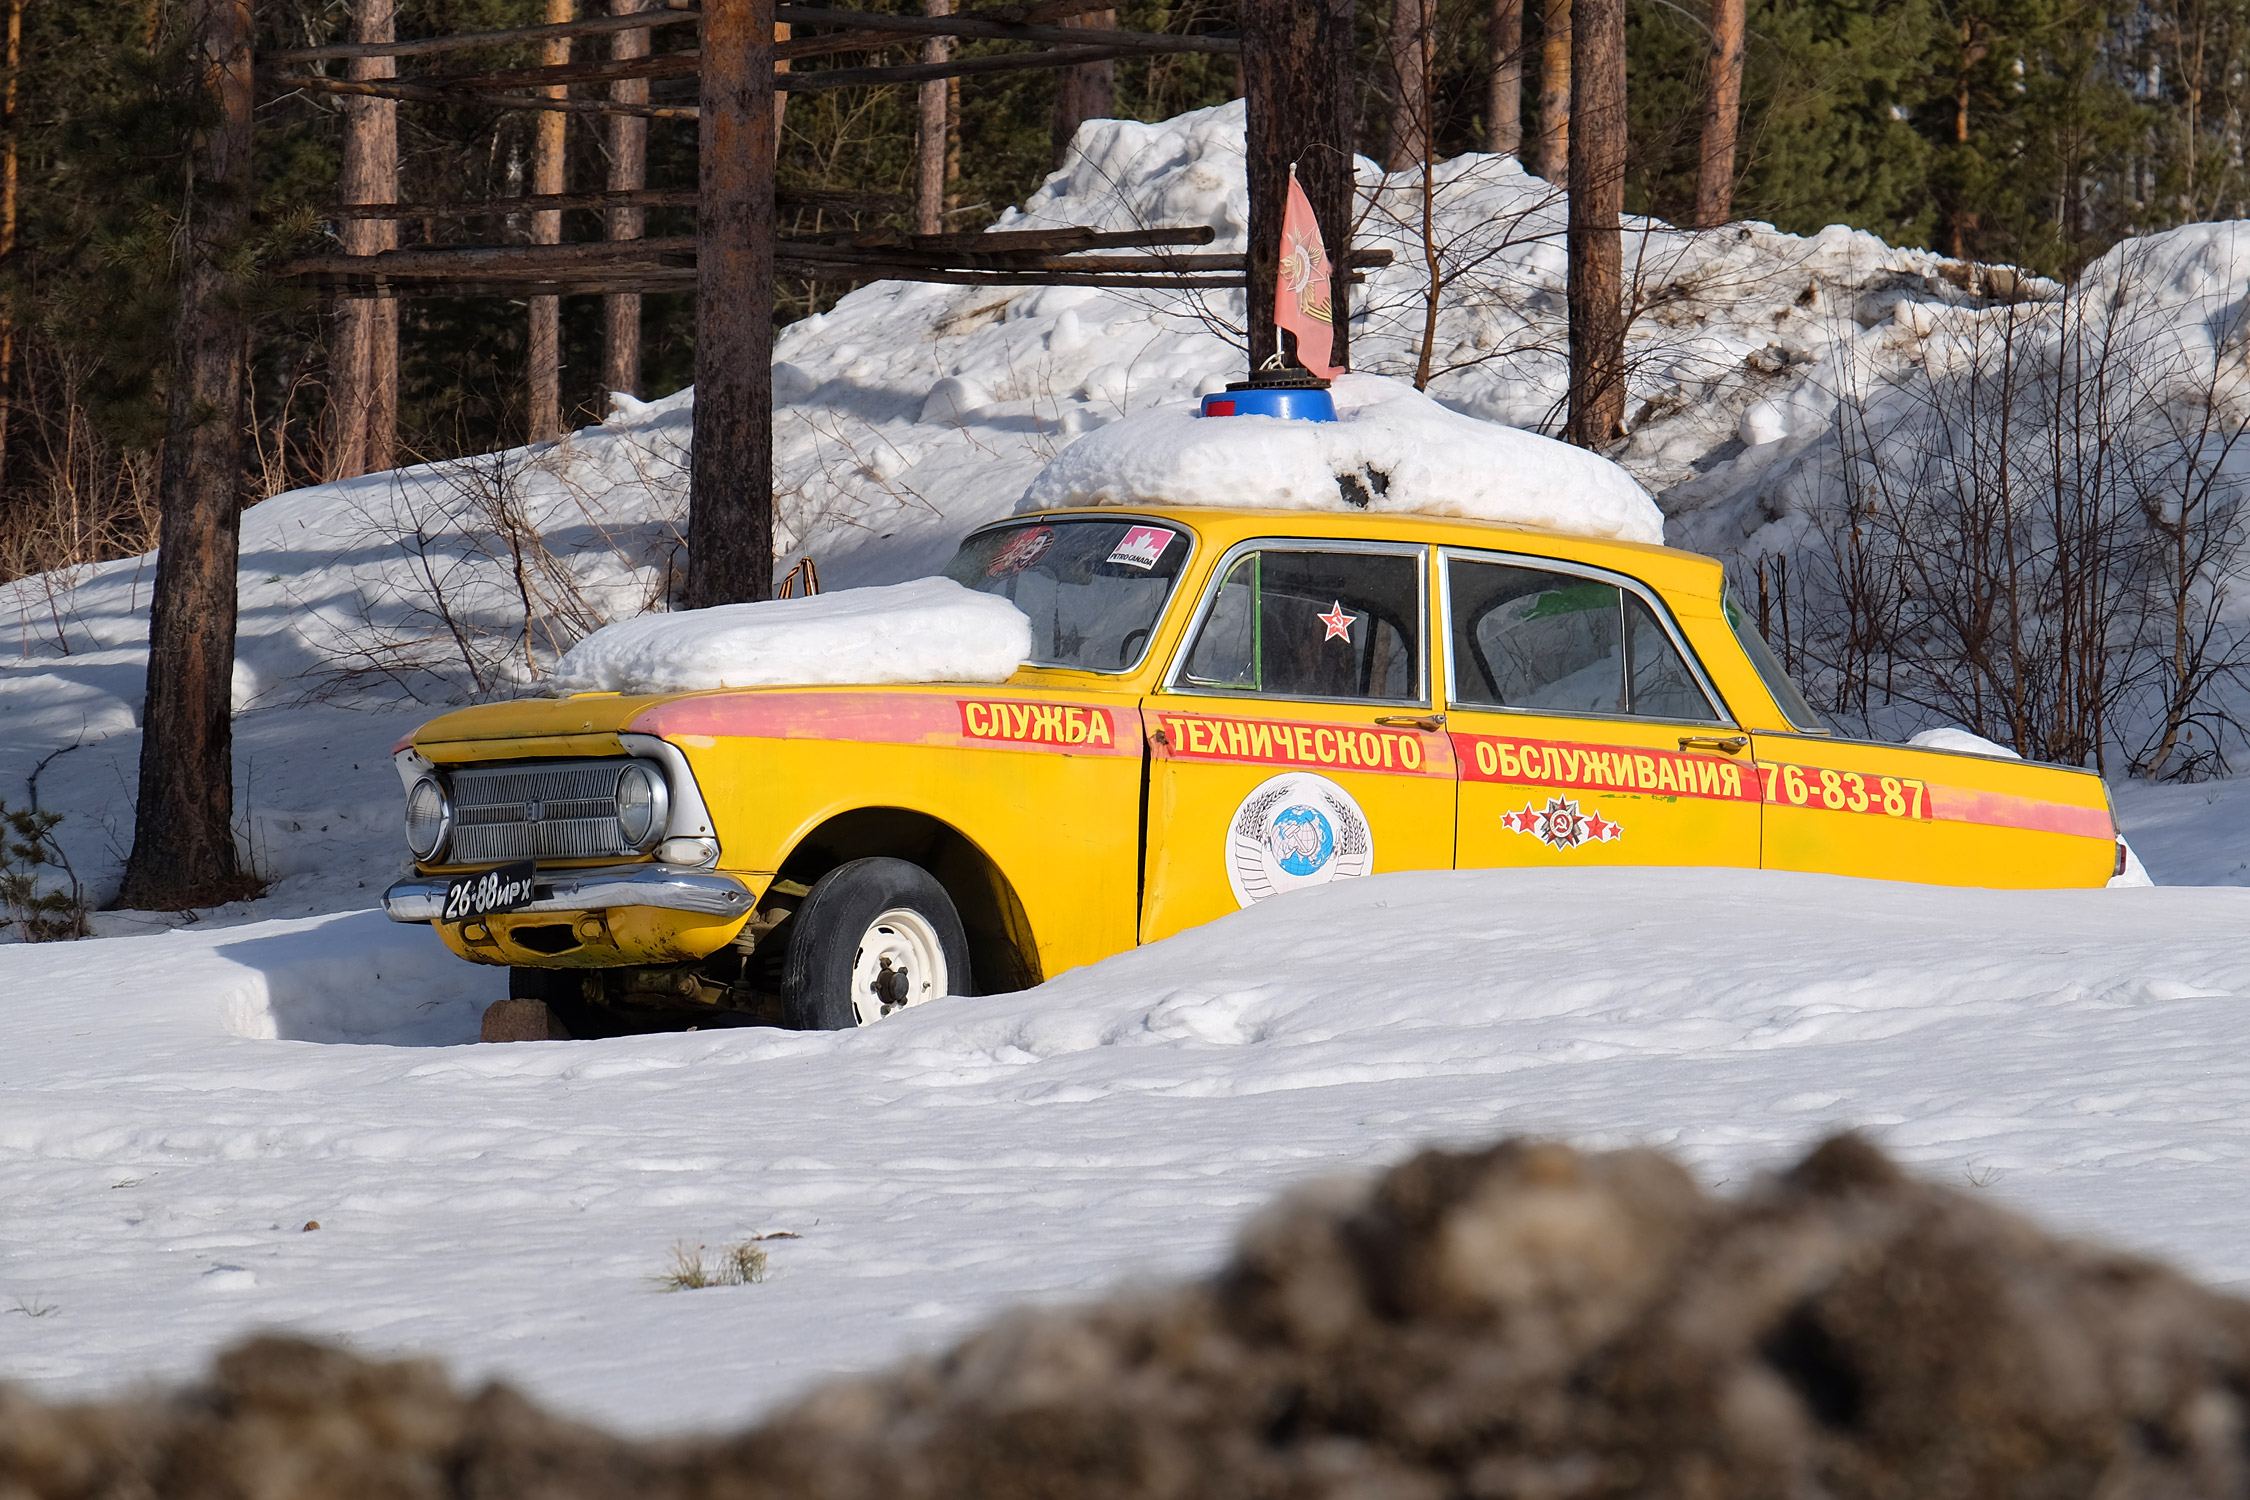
[1317,601,1357,642]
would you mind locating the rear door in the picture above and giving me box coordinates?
[1440,549,1762,870]
[1139,540,1455,943]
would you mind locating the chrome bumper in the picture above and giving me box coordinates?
[382,863,754,924]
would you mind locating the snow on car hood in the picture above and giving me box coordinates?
[1019,373,1667,545]
[550,577,1034,694]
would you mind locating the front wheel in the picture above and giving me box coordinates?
[781,858,970,1030]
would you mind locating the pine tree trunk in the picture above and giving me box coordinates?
[1488,0,1522,156]
[325,0,398,480]
[915,0,950,234]
[119,0,254,910]
[1241,0,1358,374]
[1693,0,1743,226]
[1052,9,1115,168]
[603,0,648,405]
[686,0,776,607]
[527,0,571,441]
[1564,0,1625,447]
[1386,0,1430,171]
[1536,0,1569,180]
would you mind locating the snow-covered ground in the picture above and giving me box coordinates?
[7,870,2250,1436]
[8,99,2250,1429]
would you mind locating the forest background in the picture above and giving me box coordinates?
[0,0,2242,587]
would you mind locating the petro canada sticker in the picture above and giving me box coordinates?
[1225,771,1375,908]
[1105,524,1176,571]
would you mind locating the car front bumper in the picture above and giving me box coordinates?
[383,863,755,924]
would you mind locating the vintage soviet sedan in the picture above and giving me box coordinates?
[384,507,2124,1034]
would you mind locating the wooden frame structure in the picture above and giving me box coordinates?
[262,0,1377,603]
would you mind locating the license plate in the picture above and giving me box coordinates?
[441,861,540,923]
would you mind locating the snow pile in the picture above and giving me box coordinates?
[550,579,1033,695]
[1909,727,2023,759]
[1020,373,1666,543]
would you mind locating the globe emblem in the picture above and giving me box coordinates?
[1267,804,1335,877]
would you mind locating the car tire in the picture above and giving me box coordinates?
[781,858,971,1030]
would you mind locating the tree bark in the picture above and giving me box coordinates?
[1693,0,1743,226]
[1385,0,1430,171]
[603,0,648,404]
[119,0,254,910]
[1564,0,1625,447]
[326,0,399,480]
[686,0,776,607]
[1052,8,1115,167]
[1488,0,1522,156]
[915,0,950,233]
[0,0,20,485]
[528,0,572,441]
[1536,0,1569,180]
[1241,0,1357,375]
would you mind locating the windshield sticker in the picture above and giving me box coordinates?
[1104,525,1176,570]
[1317,601,1358,642]
[985,526,1055,577]
[1500,795,1621,850]
[1226,772,1375,907]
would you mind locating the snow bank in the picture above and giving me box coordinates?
[550,578,1033,694]
[1908,727,2023,759]
[1020,374,1667,544]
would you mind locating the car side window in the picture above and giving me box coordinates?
[1182,548,1424,703]
[1449,558,1721,723]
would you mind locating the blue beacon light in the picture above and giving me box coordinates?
[1198,373,1337,423]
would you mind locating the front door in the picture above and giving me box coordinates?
[1140,541,1455,942]
[1438,550,1762,869]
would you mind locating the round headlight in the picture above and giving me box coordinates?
[404,775,451,860]
[615,761,668,850]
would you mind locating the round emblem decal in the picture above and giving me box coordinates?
[1226,771,1375,908]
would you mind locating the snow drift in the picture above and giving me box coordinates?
[1020,373,1667,544]
[550,578,1033,694]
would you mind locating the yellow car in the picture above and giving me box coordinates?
[383,506,2124,1035]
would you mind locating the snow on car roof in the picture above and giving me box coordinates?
[1018,373,1666,546]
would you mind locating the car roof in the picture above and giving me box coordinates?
[1007,504,1730,605]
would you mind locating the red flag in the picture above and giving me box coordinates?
[1276,166,1338,380]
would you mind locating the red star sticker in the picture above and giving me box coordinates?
[1317,601,1357,641]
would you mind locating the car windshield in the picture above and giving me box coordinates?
[944,518,1190,672]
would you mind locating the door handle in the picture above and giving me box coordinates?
[1375,713,1446,731]
[1678,734,1750,753]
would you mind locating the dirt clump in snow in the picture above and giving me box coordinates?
[9,1133,2250,1498]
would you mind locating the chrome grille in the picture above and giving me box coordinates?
[447,759,636,864]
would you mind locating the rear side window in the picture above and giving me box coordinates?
[1722,589,1827,731]
[1181,548,1424,703]
[1448,558,1721,723]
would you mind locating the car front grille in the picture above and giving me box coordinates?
[447,760,635,864]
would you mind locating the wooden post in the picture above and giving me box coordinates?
[1052,7,1114,167]
[119,0,254,909]
[915,0,949,233]
[326,0,399,480]
[528,0,572,441]
[1385,0,1430,171]
[1563,0,1625,447]
[1694,0,1744,226]
[1488,0,1522,156]
[1536,0,1568,180]
[686,0,775,607]
[603,0,647,404]
[1240,0,1356,375]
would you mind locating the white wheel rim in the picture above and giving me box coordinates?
[848,907,948,1026]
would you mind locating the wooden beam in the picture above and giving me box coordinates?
[687,0,775,607]
[438,51,697,90]
[259,5,698,64]
[778,42,1127,89]
[773,5,1237,54]
[274,72,698,118]
[323,184,896,218]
